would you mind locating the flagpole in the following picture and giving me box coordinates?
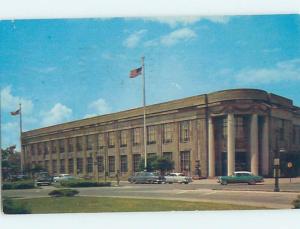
[141,56,147,170]
[19,103,24,172]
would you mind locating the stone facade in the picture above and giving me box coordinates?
[21,89,300,178]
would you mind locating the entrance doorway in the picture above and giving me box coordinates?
[235,151,248,171]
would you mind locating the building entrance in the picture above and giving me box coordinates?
[235,151,248,172]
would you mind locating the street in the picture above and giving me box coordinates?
[3,178,300,209]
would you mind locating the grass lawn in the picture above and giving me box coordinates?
[11,197,267,213]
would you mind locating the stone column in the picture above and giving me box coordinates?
[82,136,87,176]
[227,113,235,176]
[115,131,120,174]
[174,122,180,172]
[56,140,60,174]
[250,114,259,175]
[208,117,215,177]
[64,139,69,174]
[262,116,269,176]
[73,137,77,176]
[49,142,53,175]
[127,129,133,175]
[93,135,98,179]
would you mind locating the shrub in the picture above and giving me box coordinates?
[3,198,31,214]
[60,180,111,188]
[2,181,35,190]
[292,195,300,209]
[48,189,79,197]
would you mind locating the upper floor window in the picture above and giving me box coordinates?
[44,142,49,154]
[132,128,141,145]
[293,126,296,144]
[279,119,285,141]
[147,126,156,144]
[108,132,115,148]
[163,123,173,143]
[98,134,105,149]
[68,138,74,152]
[180,121,190,142]
[37,143,42,155]
[30,144,35,155]
[120,130,127,147]
[76,137,83,151]
[59,139,65,153]
[86,135,94,150]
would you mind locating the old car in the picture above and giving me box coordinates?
[218,171,264,185]
[128,171,165,184]
[164,173,192,184]
[53,174,76,183]
[35,172,53,186]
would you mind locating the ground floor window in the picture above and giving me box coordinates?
[108,156,115,173]
[120,155,128,173]
[87,157,93,173]
[77,158,83,174]
[52,160,57,174]
[133,154,141,172]
[147,153,156,159]
[97,156,104,172]
[180,151,190,174]
[45,160,49,172]
[68,159,74,173]
[60,159,65,173]
[163,152,172,161]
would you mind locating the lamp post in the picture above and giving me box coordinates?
[273,157,280,192]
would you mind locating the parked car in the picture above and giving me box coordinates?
[217,171,264,185]
[53,174,76,183]
[165,173,192,184]
[35,172,52,186]
[128,172,166,184]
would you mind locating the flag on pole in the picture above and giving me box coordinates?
[129,67,142,78]
[10,109,20,116]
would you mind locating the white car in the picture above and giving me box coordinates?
[53,174,76,182]
[164,173,192,184]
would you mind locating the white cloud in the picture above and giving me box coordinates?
[234,59,300,84]
[2,122,20,149]
[123,29,147,48]
[171,82,182,90]
[41,103,72,126]
[83,113,98,119]
[88,98,111,115]
[143,16,230,28]
[160,28,197,46]
[1,86,33,114]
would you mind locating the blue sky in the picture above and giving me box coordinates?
[1,14,300,149]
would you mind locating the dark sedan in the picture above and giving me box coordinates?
[128,172,165,184]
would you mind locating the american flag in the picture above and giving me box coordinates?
[129,67,142,78]
[10,109,20,116]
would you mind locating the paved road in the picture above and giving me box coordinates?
[3,179,300,209]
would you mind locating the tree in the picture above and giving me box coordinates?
[1,146,21,180]
[137,155,174,174]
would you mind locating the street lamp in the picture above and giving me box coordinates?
[274,148,286,192]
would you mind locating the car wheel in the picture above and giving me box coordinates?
[248,180,256,185]
[221,180,227,185]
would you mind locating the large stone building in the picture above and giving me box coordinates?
[21,89,300,178]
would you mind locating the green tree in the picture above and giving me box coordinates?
[1,146,21,180]
[137,155,174,174]
[138,155,158,172]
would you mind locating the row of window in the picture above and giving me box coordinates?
[34,151,191,174]
[27,121,191,155]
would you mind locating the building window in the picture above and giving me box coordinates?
[180,151,190,173]
[44,142,49,154]
[99,134,105,149]
[52,160,57,173]
[133,154,141,172]
[68,159,74,173]
[108,132,115,148]
[87,157,93,173]
[108,156,115,173]
[279,119,285,141]
[59,139,65,153]
[51,141,57,153]
[77,158,83,174]
[163,123,173,143]
[97,156,104,172]
[86,135,92,150]
[76,137,83,151]
[60,159,65,173]
[30,144,35,156]
[37,143,42,155]
[163,152,172,161]
[45,160,49,171]
[120,155,128,173]
[147,126,156,144]
[68,138,74,152]
[180,121,190,142]
[120,131,127,147]
[133,128,141,145]
[222,118,227,139]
